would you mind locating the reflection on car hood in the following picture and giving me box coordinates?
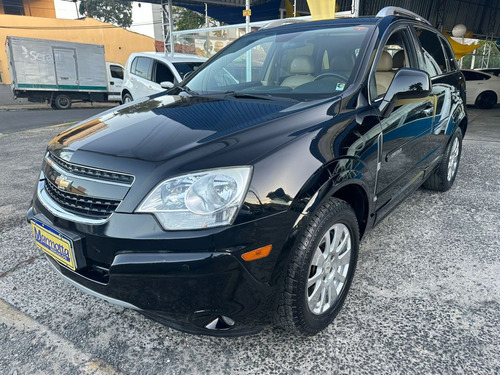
[48,94,296,163]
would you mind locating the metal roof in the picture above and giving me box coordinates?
[131,0,500,38]
[360,0,500,39]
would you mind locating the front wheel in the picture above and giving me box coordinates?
[275,197,359,336]
[423,128,462,192]
[122,93,133,104]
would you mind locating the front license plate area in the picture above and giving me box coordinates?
[31,218,77,271]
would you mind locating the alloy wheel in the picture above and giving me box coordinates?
[307,223,352,315]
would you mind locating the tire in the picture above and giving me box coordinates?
[475,91,497,109]
[53,94,72,110]
[423,128,462,192]
[122,93,133,104]
[275,197,359,336]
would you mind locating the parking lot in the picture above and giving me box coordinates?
[0,107,499,374]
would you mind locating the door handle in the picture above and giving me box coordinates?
[110,82,115,85]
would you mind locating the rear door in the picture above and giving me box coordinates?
[371,27,437,219]
[130,56,153,99]
[53,48,78,88]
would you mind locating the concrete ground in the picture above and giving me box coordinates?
[0,107,499,374]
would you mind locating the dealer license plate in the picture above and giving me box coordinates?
[31,219,77,271]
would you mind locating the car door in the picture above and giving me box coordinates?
[130,56,153,99]
[371,27,438,220]
[107,63,124,101]
[414,28,465,154]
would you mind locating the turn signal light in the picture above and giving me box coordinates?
[241,245,272,261]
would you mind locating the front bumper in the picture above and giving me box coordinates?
[27,189,294,336]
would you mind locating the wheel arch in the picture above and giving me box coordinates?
[268,158,374,287]
[290,157,374,240]
[458,114,468,137]
[330,183,370,239]
[475,90,498,109]
[121,89,132,100]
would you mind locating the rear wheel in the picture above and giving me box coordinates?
[53,94,72,110]
[475,91,497,109]
[275,198,359,336]
[423,128,462,192]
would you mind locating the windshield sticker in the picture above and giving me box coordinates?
[336,83,345,91]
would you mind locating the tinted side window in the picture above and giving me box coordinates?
[154,62,174,84]
[462,71,491,81]
[110,65,124,79]
[133,57,153,80]
[416,28,448,76]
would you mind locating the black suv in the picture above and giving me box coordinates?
[28,7,467,336]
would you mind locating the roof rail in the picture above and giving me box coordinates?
[261,17,310,29]
[376,6,432,26]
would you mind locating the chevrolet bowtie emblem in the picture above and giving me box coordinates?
[54,175,73,191]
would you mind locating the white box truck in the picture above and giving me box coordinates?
[6,36,123,109]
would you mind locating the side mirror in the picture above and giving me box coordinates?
[160,81,174,89]
[380,68,431,117]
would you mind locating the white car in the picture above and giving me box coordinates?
[121,52,207,103]
[462,69,500,109]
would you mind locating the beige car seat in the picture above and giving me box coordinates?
[281,55,315,89]
[392,50,406,70]
[375,51,395,95]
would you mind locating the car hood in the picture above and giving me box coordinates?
[48,94,301,164]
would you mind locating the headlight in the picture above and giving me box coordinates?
[137,167,252,230]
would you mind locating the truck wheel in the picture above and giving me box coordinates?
[275,197,359,336]
[423,128,462,192]
[53,94,72,110]
[122,93,133,104]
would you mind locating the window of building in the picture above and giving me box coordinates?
[3,0,24,15]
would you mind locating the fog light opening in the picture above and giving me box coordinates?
[205,315,235,330]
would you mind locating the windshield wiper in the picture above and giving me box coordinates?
[224,91,298,102]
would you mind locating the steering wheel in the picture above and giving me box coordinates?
[314,73,348,82]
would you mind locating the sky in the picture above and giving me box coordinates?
[54,0,158,39]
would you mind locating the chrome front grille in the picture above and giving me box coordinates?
[45,179,121,218]
[41,153,135,220]
[49,154,134,184]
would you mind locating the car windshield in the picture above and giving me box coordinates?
[173,62,204,79]
[185,24,373,101]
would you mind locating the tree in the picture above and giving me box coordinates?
[79,0,133,28]
[174,7,222,31]
[174,7,205,31]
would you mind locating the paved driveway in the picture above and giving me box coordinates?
[0,108,499,374]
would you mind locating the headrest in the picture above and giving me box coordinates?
[330,54,354,71]
[377,51,393,72]
[290,55,314,75]
[392,50,405,69]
